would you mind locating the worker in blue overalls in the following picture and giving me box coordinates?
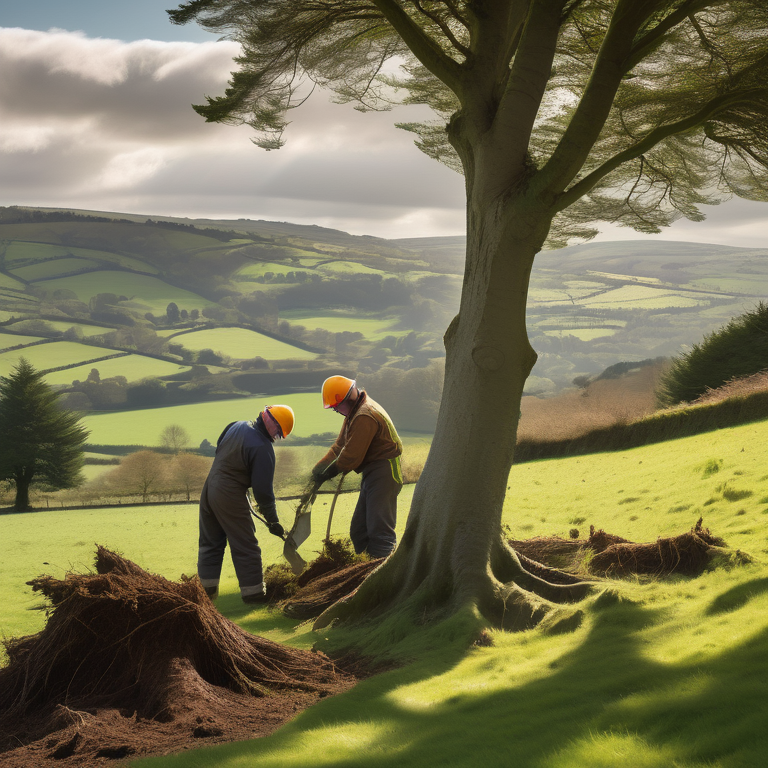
[197,405,294,603]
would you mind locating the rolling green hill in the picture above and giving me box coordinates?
[1,206,765,436]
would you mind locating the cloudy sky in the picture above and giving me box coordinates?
[1,1,767,245]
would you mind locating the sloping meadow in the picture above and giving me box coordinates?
[1,418,767,767]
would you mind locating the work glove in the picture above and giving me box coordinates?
[312,462,340,483]
[268,521,285,539]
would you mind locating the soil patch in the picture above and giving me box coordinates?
[510,518,730,577]
[0,547,355,768]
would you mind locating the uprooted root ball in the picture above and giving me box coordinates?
[510,518,732,578]
[0,546,353,761]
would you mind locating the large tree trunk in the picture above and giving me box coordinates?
[316,194,592,632]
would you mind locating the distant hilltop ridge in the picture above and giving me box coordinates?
[5,205,767,279]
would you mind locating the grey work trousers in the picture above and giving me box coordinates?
[349,458,402,558]
[197,478,263,589]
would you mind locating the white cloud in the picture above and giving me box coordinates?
[1,26,766,244]
[0,26,467,237]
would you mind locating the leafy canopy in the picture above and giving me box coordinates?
[169,0,768,247]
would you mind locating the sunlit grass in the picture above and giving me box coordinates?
[2,419,767,768]
[171,327,317,360]
[0,340,117,377]
[36,271,211,314]
[81,392,343,445]
[44,354,190,385]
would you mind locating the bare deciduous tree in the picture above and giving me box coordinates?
[160,424,191,455]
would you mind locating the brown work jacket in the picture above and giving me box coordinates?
[319,391,402,474]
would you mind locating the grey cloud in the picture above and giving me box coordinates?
[0,30,238,143]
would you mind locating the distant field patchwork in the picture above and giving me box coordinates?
[0,273,26,289]
[82,392,341,445]
[172,327,318,360]
[12,258,102,281]
[7,320,111,337]
[279,311,401,339]
[316,260,386,275]
[36,272,212,314]
[44,354,190,386]
[4,242,159,274]
[0,340,118,377]
[580,285,718,309]
[543,328,618,340]
[0,331,44,349]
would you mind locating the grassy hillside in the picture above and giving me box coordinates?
[1,418,766,767]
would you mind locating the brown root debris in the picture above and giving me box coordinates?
[0,546,354,767]
[282,559,384,621]
[263,538,383,621]
[510,518,729,578]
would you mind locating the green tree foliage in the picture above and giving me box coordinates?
[166,302,181,324]
[0,359,89,511]
[657,302,768,405]
[170,0,768,633]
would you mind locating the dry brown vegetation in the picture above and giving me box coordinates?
[691,370,768,405]
[518,363,663,443]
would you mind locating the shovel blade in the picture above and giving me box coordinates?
[283,535,307,575]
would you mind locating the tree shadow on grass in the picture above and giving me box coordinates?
[705,576,768,616]
[133,595,768,768]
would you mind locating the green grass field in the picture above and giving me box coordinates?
[317,260,387,275]
[0,272,26,289]
[11,257,101,280]
[1,419,767,768]
[82,392,342,445]
[43,354,190,386]
[0,331,44,349]
[690,276,768,295]
[6,319,112,337]
[36,271,212,314]
[3,241,159,274]
[279,310,400,339]
[581,285,717,309]
[542,328,618,340]
[0,340,117,377]
[234,261,309,278]
[172,327,318,360]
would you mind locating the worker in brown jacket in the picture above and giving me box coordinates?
[312,375,403,557]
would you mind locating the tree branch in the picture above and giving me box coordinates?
[554,88,766,212]
[372,0,464,94]
[483,0,564,177]
[411,0,471,57]
[535,0,665,197]
[623,0,713,73]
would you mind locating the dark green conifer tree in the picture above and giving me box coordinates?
[0,359,89,511]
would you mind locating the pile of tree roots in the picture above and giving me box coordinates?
[265,538,383,620]
[510,518,730,578]
[0,547,353,766]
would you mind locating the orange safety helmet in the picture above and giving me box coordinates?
[322,375,356,410]
[265,404,295,438]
